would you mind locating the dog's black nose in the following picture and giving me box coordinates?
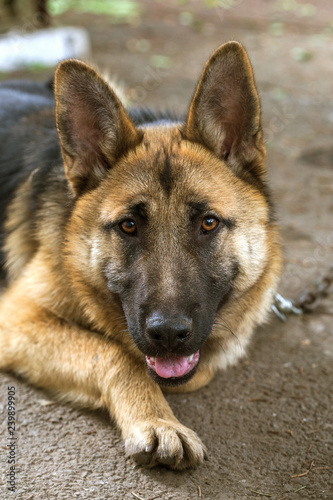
[145,313,193,351]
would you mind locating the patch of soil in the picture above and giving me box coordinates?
[0,1,332,499]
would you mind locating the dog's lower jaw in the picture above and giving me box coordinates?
[146,365,199,387]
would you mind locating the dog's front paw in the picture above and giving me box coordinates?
[124,418,207,470]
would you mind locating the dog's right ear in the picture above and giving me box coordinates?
[184,42,265,180]
[55,60,142,196]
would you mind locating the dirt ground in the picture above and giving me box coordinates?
[0,1,332,499]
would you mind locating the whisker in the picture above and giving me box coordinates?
[213,320,243,354]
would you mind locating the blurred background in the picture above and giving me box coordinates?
[1,1,333,111]
[0,2,332,499]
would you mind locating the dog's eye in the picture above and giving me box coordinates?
[201,216,219,234]
[119,219,137,235]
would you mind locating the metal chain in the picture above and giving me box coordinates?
[272,266,333,322]
[295,266,333,312]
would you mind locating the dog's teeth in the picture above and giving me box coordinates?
[150,357,155,362]
[187,354,194,362]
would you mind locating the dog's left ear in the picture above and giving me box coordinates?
[55,59,142,196]
[184,42,265,179]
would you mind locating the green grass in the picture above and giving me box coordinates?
[49,0,141,21]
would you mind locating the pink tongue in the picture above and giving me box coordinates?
[154,356,191,378]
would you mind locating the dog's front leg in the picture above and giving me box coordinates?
[0,297,206,469]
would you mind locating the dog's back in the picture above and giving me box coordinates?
[0,81,60,270]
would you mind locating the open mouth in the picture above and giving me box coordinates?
[145,350,200,386]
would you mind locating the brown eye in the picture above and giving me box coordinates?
[201,216,219,233]
[120,219,137,235]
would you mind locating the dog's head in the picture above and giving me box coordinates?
[56,42,277,386]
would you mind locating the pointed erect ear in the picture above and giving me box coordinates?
[55,59,142,196]
[184,42,266,179]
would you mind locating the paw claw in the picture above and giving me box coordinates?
[125,419,205,470]
[158,455,177,467]
[131,451,152,466]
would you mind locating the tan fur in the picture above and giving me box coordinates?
[0,42,282,469]
[4,173,38,281]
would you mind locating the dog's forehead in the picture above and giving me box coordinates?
[99,125,256,221]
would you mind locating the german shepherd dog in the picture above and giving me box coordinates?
[0,42,281,469]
